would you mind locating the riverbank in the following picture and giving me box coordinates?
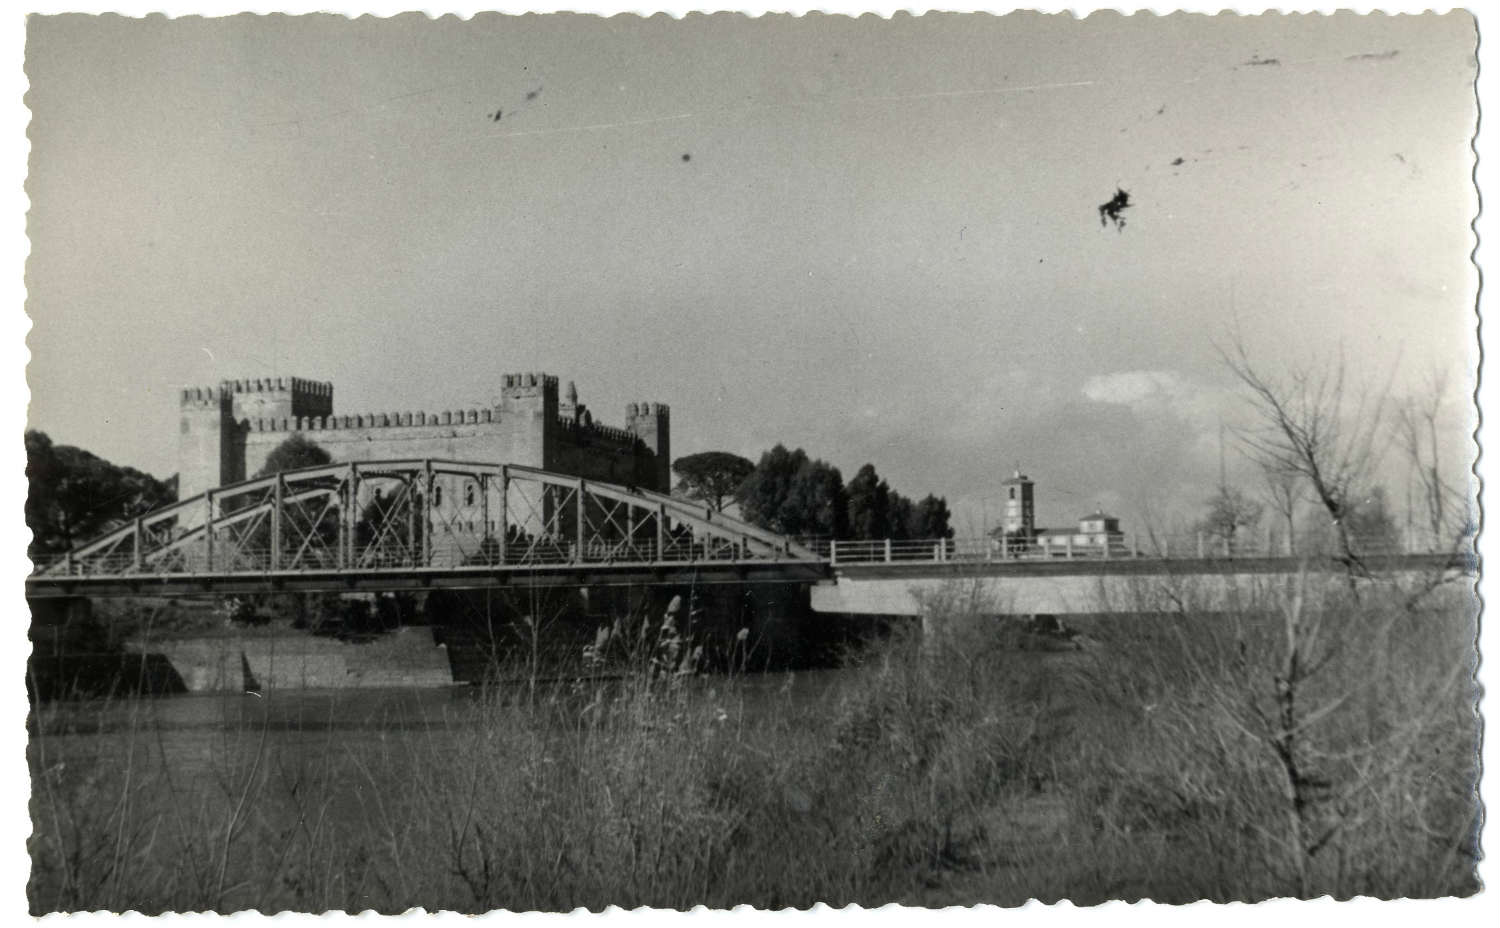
[28,577,1479,911]
[28,598,454,698]
[130,625,454,691]
[29,582,896,700]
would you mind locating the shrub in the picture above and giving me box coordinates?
[28,574,1479,911]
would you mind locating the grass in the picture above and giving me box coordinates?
[27,571,1481,912]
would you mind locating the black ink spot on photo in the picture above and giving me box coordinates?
[1098,187,1131,231]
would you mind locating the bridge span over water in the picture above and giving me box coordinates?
[814,552,1468,617]
[26,459,1472,615]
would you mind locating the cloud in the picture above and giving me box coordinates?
[1080,368,1238,463]
[1081,368,1247,433]
[1082,369,1196,411]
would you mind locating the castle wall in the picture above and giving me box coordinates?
[551,418,663,488]
[240,413,538,478]
[180,372,671,499]
[236,412,669,491]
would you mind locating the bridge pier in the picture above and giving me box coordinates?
[29,594,95,630]
[26,595,194,701]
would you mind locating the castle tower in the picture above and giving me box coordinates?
[559,380,584,424]
[222,376,333,425]
[178,385,234,502]
[1000,469,1035,538]
[178,377,333,500]
[499,372,560,469]
[626,401,671,492]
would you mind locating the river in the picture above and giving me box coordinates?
[29,668,859,810]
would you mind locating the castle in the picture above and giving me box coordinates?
[177,373,671,499]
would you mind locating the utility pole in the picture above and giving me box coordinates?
[1218,421,1228,494]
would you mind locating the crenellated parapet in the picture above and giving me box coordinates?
[501,373,559,391]
[184,378,334,408]
[220,376,333,398]
[625,401,671,417]
[556,416,641,449]
[217,374,334,424]
[243,408,498,433]
[180,385,228,407]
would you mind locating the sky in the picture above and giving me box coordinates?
[22,12,1479,535]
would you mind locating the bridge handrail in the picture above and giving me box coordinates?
[817,528,1476,566]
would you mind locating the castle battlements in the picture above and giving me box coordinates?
[183,378,334,406]
[181,386,226,406]
[220,377,333,397]
[556,416,640,448]
[626,401,671,417]
[244,408,498,433]
[502,373,559,390]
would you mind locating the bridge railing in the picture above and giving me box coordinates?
[813,527,1474,566]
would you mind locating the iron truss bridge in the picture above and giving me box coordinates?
[26,460,828,598]
[25,458,1474,600]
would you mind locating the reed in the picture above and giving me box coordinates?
[28,574,1480,912]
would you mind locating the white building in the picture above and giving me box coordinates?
[1035,510,1125,556]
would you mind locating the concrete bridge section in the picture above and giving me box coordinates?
[809,554,1472,617]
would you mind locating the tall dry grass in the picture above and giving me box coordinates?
[28,571,1480,912]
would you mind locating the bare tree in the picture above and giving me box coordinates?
[1261,463,1302,556]
[1133,487,1194,558]
[1218,337,1394,574]
[1393,369,1469,550]
[1196,483,1263,554]
[1129,570,1479,898]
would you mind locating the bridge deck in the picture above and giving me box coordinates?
[26,459,1472,601]
[829,551,1469,580]
[28,551,1470,600]
[26,560,831,599]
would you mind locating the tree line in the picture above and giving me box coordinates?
[672,447,952,541]
[25,430,177,562]
[25,430,343,564]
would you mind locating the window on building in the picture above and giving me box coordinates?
[433,485,443,507]
[1009,487,1016,500]
[465,484,476,507]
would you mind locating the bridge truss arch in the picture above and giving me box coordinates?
[30,460,824,596]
